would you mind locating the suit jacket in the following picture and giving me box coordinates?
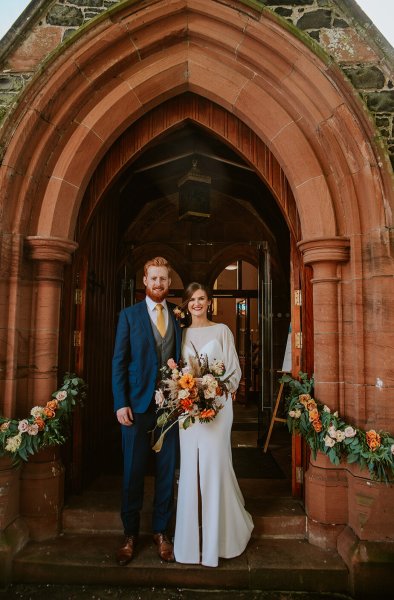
[112,299,182,413]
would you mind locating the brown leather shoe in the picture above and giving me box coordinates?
[116,535,137,566]
[153,533,175,562]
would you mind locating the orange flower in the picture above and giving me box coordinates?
[200,408,215,419]
[43,407,55,418]
[299,394,311,407]
[46,400,58,411]
[179,373,195,390]
[308,408,319,422]
[366,429,381,451]
[35,417,45,431]
[306,399,317,411]
[180,398,194,411]
[312,418,322,432]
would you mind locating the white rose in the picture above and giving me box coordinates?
[323,405,331,413]
[56,390,67,401]
[324,435,335,448]
[344,426,357,438]
[30,406,45,418]
[328,425,337,439]
[335,430,346,442]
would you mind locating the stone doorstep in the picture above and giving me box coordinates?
[12,535,350,593]
[62,476,305,539]
[62,495,306,539]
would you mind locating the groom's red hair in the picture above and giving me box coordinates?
[143,256,171,276]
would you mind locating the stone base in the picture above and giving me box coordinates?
[307,516,345,551]
[0,517,29,587]
[337,526,394,599]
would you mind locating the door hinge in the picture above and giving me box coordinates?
[296,466,304,484]
[74,288,83,305]
[294,289,302,306]
[295,332,302,349]
[73,330,81,347]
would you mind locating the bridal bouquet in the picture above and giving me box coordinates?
[152,346,233,452]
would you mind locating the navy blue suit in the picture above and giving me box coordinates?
[112,299,182,536]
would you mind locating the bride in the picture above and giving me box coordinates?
[174,282,254,567]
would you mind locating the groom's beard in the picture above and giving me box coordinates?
[146,286,169,303]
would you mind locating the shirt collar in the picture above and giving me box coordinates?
[145,296,167,312]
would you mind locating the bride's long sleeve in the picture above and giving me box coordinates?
[221,325,242,393]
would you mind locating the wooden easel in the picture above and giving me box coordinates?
[263,371,288,453]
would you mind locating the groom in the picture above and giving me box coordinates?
[112,256,182,565]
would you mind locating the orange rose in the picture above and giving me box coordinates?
[35,417,45,431]
[308,408,319,422]
[43,407,55,418]
[366,429,381,451]
[179,374,195,390]
[200,408,215,419]
[312,419,322,432]
[299,394,311,407]
[306,400,317,411]
[46,400,58,411]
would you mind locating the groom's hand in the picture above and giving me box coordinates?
[117,406,134,426]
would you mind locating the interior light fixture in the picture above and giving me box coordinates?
[225,264,238,271]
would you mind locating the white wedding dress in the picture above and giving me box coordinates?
[174,323,254,567]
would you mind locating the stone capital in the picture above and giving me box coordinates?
[297,237,350,266]
[25,236,78,264]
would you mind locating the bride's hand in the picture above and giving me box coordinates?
[231,392,236,401]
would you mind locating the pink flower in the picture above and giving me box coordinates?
[27,423,39,436]
[18,419,29,433]
[167,358,177,370]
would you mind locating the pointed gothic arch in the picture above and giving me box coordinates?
[0,0,393,578]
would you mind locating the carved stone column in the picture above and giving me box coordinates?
[25,236,78,404]
[298,237,350,410]
[22,236,78,541]
[297,237,350,550]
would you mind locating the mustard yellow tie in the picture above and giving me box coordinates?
[155,304,166,337]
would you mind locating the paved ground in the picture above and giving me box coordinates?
[0,585,353,600]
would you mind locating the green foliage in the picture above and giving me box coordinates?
[0,373,86,464]
[282,372,394,484]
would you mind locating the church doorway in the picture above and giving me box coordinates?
[60,95,305,497]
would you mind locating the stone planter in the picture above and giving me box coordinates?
[0,455,21,531]
[305,451,348,550]
[20,446,65,541]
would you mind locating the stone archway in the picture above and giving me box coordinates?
[0,0,393,581]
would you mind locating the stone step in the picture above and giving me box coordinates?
[12,534,350,594]
[62,476,305,539]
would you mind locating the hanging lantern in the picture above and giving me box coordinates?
[178,159,211,220]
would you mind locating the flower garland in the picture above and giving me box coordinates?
[0,373,86,463]
[281,372,394,483]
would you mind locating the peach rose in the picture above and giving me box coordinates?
[35,417,45,431]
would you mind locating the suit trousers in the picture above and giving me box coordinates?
[121,405,179,536]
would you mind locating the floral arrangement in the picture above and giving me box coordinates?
[0,373,86,463]
[152,345,233,452]
[281,372,394,483]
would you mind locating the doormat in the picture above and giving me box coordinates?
[232,446,285,479]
